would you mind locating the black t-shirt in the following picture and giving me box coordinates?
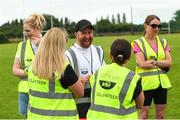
[60,64,78,88]
[133,78,142,100]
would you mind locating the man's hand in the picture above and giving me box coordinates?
[80,75,91,84]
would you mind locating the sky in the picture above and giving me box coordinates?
[0,0,180,26]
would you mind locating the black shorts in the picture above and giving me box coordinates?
[144,86,167,106]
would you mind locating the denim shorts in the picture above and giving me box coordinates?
[18,93,29,115]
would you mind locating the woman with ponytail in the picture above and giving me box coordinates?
[87,39,144,119]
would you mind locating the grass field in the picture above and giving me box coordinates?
[0,34,180,119]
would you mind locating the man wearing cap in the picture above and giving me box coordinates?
[66,19,105,119]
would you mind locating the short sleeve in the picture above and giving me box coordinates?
[165,45,171,52]
[60,64,78,89]
[132,78,142,100]
[132,42,141,53]
[15,52,19,58]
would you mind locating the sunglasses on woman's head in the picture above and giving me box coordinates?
[148,24,161,29]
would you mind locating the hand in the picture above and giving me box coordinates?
[31,35,42,46]
[80,75,91,84]
[147,60,157,69]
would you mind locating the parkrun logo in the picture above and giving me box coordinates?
[99,80,116,90]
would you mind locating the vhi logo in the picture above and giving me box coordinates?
[99,80,116,89]
[26,58,32,62]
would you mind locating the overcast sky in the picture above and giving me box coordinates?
[0,0,180,26]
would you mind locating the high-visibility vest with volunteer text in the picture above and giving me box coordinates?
[66,44,104,104]
[131,36,171,91]
[27,63,79,119]
[87,63,140,119]
[17,39,35,93]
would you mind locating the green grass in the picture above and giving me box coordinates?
[0,34,180,119]
[0,43,24,118]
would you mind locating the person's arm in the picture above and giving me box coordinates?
[132,78,144,109]
[68,79,84,98]
[135,52,157,69]
[12,57,27,77]
[132,42,156,69]
[156,50,172,68]
[60,64,84,98]
[135,91,144,109]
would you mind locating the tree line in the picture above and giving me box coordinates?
[0,10,180,43]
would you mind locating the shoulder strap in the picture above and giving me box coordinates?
[21,41,27,69]
[138,38,147,60]
[159,37,167,49]
[94,46,104,65]
[67,48,79,76]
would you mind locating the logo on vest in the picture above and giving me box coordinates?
[99,80,116,89]
[26,58,32,62]
[81,68,88,75]
[150,56,157,61]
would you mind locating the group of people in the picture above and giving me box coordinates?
[12,13,172,119]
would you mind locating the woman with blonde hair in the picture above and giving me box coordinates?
[12,13,46,116]
[26,27,84,119]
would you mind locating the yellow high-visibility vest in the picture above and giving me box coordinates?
[131,36,171,90]
[27,64,79,119]
[17,39,35,93]
[87,63,141,119]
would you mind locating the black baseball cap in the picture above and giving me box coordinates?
[75,19,95,32]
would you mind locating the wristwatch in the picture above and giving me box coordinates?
[153,60,157,65]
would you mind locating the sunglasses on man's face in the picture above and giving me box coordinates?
[148,24,161,29]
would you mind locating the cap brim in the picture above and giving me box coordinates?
[79,25,95,31]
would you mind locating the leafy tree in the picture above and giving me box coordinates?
[170,9,180,32]
[106,15,110,22]
[64,17,69,28]
[111,14,116,24]
[96,19,112,32]
[122,13,127,23]
[59,18,64,27]
[0,32,8,43]
[117,13,121,24]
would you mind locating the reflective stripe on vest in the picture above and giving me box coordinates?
[94,46,104,65]
[75,97,90,104]
[29,75,73,99]
[139,69,166,76]
[90,71,136,115]
[68,46,103,77]
[67,48,79,76]
[29,104,77,116]
[20,41,28,81]
[21,41,27,69]
[139,38,147,60]
[29,74,76,116]
[67,45,103,104]
[30,90,73,99]
[138,37,166,61]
